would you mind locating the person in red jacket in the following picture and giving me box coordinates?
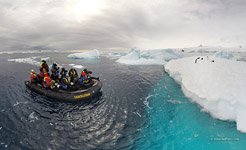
[30,70,38,83]
[81,68,92,77]
[39,60,49,79]
[42,72,55,89]
[81,70,86,78]
[80,68,99,83]
[80,68,92,83]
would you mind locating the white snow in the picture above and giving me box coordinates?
[69,64,75,66]
[8,57,50,66]
[67,49,100,59]
[165,56,246,132]
[68,63,83,69]
[116,48,181,65]
[73,65,84,69]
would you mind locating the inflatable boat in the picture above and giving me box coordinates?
[25,79,102,102]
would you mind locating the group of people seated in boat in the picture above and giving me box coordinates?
[30,60,98,91]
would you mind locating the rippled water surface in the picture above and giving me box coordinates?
[0,53,163,149]
[1,52,246,150]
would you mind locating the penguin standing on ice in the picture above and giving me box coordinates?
[195,57,200,63]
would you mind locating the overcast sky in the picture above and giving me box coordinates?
[0,0,246,50]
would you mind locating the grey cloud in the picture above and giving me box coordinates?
[0,0,246,50]
[187,0,246,19]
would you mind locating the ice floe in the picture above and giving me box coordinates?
[68,64,83,69]
[8,56,85,70]
[116,48,181,65]
[73,65,84,69]
[8,56,50,66]
[67,49,100,59]
[165,56,246,132]
[0,50,59,54]
[69,64,75,66]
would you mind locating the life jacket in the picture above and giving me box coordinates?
[39,67,44,78]
[40,68,49,78]
[40,62,44,68]
[81,71,87,77]
[43,76,52,88]
[30,72,37,82]
[43,68,49,77]
[61,76,70,85]
[83,79,89,84]
[69,69,77,75]
[44,63,49,72]
[81,71,91,83]
[40,62,49,72]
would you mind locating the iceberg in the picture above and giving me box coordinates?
[165,56,246,132]
[116,48,162,65]
[107,52,127,59]
[116,48,181,65]
[214,51,234,59]
[67,49,100,59]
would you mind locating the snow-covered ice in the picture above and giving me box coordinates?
[116,48,181,65]
[165,56,246,132]
[68,64,83,69]
[0,50,59,54]
[69,64,75,66]
[8,57,39,66]
[175,46,246,53]
[67,49,100,59]
[8,57,50,66]
[73,65,83,69]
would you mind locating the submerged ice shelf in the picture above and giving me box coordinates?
[165,56,246,132]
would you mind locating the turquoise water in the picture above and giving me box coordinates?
[136,74,246,150]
